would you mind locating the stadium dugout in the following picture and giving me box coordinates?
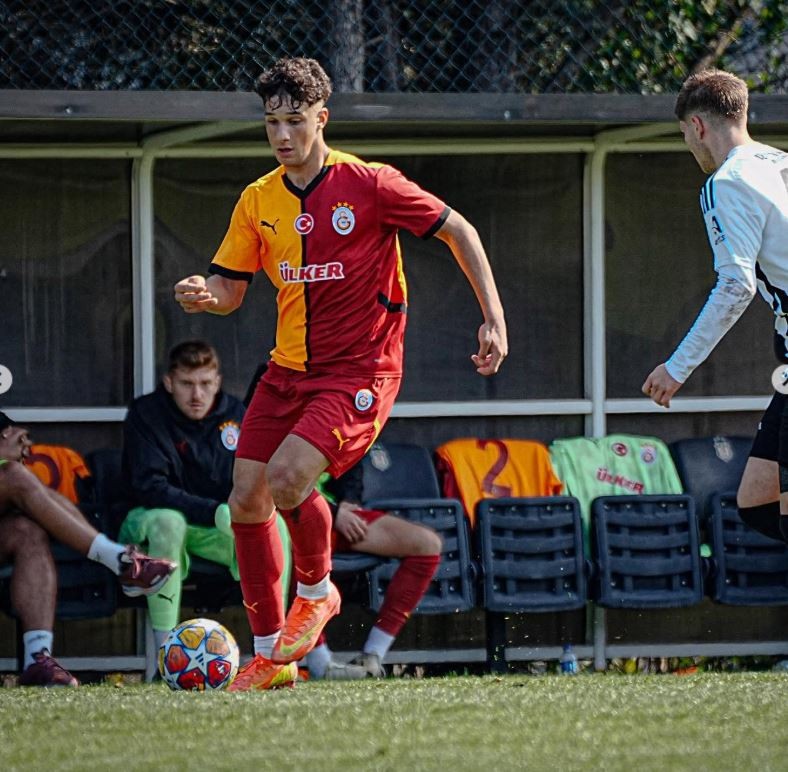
[1,87,787,674]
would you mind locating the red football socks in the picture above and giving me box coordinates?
[280,489,333,588]
[232,518,285,636]
[375,554,440,636]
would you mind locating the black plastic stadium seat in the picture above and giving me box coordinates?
[476,497,586,613]
[669,436,751,519]
[334,443,446,577]
[708,493,788,606]
[366,497,476,614]
[592,495,703,609]
[360,443,442,500]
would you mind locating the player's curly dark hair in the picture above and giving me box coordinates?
[675,68,748,122]
[255,58,332,110]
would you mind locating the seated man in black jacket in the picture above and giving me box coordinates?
[119,340,289,664]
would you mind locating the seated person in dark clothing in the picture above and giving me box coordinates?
[0,411,175,687]
[309,460,442,679]
[119,340,281,666]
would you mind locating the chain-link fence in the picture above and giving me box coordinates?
[1,1,786,93]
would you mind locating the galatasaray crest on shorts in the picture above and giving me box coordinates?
[331,202,355,236]
[354,388,374,412]
[219,422,240,451]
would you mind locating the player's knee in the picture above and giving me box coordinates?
[146,509,187,548]
[265,463,309,510]
[422,528,443,556]
[228,488,275,523]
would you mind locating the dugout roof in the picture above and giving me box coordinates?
[0,92,786,145]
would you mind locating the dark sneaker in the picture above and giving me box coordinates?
[19,651,79,688]
[119,546,176,597]
[349,652,386,678]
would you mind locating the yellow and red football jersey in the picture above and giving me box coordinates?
[209,149,449,376]
[435,438,564,527]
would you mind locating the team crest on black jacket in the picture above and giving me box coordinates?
[220,422,240,451]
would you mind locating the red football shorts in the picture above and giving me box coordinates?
[237,362,401,477]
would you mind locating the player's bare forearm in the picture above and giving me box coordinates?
[436,211,508,375]
[173,274,247,315]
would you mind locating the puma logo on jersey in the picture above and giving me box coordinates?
[260,218,279,234]
[279,261,344,283]
[331,428,350,451]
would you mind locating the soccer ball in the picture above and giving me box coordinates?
[159,618,239,691]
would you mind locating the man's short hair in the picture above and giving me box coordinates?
[675,68,749,122]
[0,411,18,433]
[255,57,332,110]
[168,340,220,373]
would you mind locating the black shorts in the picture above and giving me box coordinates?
[750,391,788,465]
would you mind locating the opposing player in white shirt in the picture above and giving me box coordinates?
[642,68,788,542]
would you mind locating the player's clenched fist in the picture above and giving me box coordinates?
[174,275,218,313]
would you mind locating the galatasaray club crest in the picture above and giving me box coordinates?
[220,422,240,451]
[640,444,657,464]
[331,202,355,235]
[294,213,315,235]
[354,388,374,412]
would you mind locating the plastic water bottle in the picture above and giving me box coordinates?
[559,644,578,675]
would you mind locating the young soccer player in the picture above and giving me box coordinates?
[642,68,788,542]
[174,57,507,690]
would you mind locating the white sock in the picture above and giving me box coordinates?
[253,632,280,659]
[306,643,333,678]
[87,534,125,575]
[23,630,53,668]
[364,626,395,659]
[153,629,169,651]
[297,574,330,600]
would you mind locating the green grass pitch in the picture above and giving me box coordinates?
[3,673,788,771]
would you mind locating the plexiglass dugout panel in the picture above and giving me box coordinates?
[605,152,774,399]
[0,159,132,407]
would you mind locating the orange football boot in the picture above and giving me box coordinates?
[227,654,298,692]
[271,581,341,663]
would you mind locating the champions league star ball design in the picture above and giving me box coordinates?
[159,618,239,691]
